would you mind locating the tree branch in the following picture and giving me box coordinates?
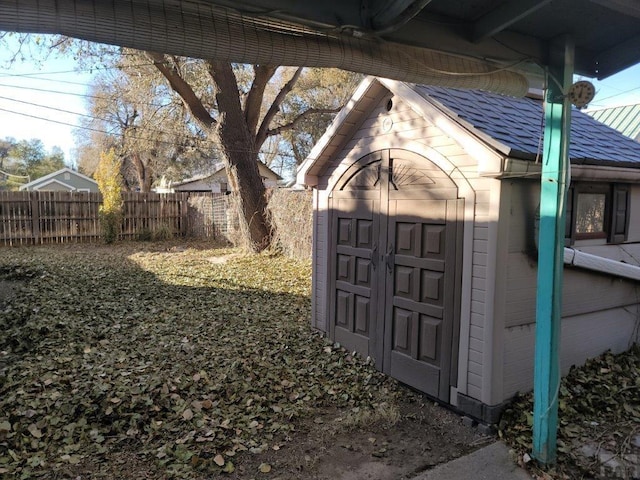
[146,52,216,130]
[256,67,303,146]
[244,65,277,136]
[266,107,342,137]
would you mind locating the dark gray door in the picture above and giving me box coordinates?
[329,149,461,401]
[329,152,384,365]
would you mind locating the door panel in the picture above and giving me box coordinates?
[330,194,381,361]
[329,149,461,402]
[385,198,460,401]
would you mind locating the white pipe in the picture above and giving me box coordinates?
[564,247,640,281]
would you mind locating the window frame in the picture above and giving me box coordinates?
[565,182,629,245]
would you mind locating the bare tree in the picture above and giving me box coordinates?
[77,56,214,192]
[146,54,358,250]
[2,33,359,250]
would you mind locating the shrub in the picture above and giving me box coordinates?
[268,189,313,260]
[94,149,123,244]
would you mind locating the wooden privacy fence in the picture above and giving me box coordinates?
[0,191,199,246]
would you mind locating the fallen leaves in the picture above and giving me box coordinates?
[499,345,640,479]
[0,243,402,479]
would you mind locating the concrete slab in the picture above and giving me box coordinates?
[411,442,533,480]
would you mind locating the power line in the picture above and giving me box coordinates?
[0,81,177,109]
[0,93,182,137]
[0,169,30,180]
[0,105,298,159]
[0,60,160,81]
[0,81,97,99]
[0,94,94,120]
[0,106,113,135]
[591,85,640,105]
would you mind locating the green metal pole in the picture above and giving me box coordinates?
[532,36,574,464]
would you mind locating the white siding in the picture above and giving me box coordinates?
[312,189,329,332]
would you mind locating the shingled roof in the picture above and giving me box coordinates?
[415,86,640,168]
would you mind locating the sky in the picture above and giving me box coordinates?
[0,49,94,167]
[1,43,640,169]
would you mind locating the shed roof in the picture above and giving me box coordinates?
[298,78,640,186]
[415,85,640,167]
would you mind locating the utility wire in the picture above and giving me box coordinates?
[0,94,191,138]
[0,81,174,109]
[0,94,94,121]
[0,105,298,159]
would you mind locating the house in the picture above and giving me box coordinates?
[586,103,640,142]
[19,167,99,192]
[297,77,640,423]
[166,162,281,193]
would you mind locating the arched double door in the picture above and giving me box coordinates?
[328,149,463,402]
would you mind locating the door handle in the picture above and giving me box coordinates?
[386,243,394,274]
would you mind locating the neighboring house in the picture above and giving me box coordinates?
[162,162,281,193]
[19,167,99,192]
[297,77,640,423]
[586,103,640,142]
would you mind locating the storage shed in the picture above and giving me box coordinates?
[297,77,640,423]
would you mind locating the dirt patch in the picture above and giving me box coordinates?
[222,399,491,480]
[62,396,491,480]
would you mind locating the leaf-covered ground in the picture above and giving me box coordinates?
[499,346,640,479]
[0,242,485,479]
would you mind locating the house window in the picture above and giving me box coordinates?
[565,183,629,245]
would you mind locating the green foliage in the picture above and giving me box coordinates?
[0,244,404,478]
[0,138,66,190]
[94,149,123,243]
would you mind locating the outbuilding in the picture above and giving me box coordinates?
[297,77,640,423]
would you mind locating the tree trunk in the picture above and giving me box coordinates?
[130,153,153,192]
[208,61,272,252]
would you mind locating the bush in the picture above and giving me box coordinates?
[94,149,123,244]
[99,211,120,244]
[152,223,173,241]
[268,189,312,260]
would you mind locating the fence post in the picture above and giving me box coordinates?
[180,193,189,236]
[30,192,41,244]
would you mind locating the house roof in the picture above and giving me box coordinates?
[415,85,640,168]
[19,167,98,191]
[585,104,640,141]
[174,162,282,188]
